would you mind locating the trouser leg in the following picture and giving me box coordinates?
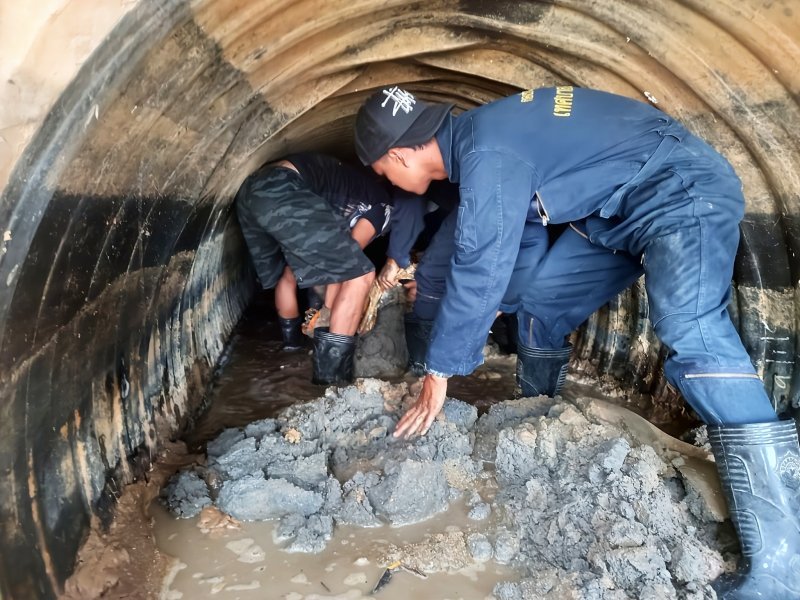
[516,226,643,396]
[610,153,786,597]
[499,221,549,313]
[416,214,549,321]
[641,216,777,425]
[412,215,548,375]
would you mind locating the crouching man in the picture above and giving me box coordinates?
[236,152,390,385]
[354,84,799,599]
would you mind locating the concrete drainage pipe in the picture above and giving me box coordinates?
[1,0,798,597]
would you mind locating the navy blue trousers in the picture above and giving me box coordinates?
[414,210,548,321]
[516,139,777,425]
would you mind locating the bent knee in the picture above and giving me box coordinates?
[277,266,296,286]
[344,269,375,289]
[652,308,703,332]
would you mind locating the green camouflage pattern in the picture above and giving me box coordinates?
[235,167,374,289]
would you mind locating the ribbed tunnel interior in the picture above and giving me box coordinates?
[1,0,799,597]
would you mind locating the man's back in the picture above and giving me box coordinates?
[445,87,685,223]
[285,152,390,232]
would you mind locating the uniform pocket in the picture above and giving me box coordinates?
[456,188,478,252]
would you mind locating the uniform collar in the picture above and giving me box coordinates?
[434,113,459,184]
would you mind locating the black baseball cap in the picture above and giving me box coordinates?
[354,86,453,165]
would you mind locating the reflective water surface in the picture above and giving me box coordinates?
[160,294,523,599]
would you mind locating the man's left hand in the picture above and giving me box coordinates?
[378,258,401,290]
[393,373,449,438]
[403,280,417,303]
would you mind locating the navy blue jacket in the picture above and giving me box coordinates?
[427,86,696,376]
[387,182,460,267]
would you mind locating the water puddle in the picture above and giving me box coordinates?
[154,491,516,600]
[160,293,522,599]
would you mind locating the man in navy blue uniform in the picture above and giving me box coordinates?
[380,182,547,374]
[354,85,799,599]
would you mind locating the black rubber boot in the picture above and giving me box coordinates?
[708,420,800,599]
[515,344,571,397]
[404,315,434,376]
[278,316,305,351]
[306,286,324,311]
[312,327,356,385]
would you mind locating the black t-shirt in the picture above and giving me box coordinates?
[285,152,392,235]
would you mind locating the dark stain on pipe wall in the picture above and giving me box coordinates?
[0,2,261,597]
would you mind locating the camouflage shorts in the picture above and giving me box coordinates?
[235,166,374,289]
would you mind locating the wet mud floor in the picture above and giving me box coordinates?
[164,294,523,599]
[63,291,732,599]
[152,293,732,600]
[183,293,520,451]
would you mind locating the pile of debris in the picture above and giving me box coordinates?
[163,379,730,598]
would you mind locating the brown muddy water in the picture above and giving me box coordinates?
[154,489,516,599]
[159,294,523,599]
[154,293,720,600]
[183,293,520,451]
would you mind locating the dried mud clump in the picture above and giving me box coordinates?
[163,380,728,598]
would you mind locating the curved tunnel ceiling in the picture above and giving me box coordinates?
[1,0,799,597]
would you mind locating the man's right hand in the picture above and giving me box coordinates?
[378,258,401,291]
[393,373,449,438]
[403,280,417,303]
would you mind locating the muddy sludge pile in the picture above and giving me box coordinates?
[163,379,730,599]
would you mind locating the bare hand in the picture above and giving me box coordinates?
[403,280,417,303]
[378,258,401,291]
[394,374,449,438]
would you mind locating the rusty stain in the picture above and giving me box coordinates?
[27,450,60,594]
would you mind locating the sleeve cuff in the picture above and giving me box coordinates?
[425,368,453,378]
[389,255,411,269]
